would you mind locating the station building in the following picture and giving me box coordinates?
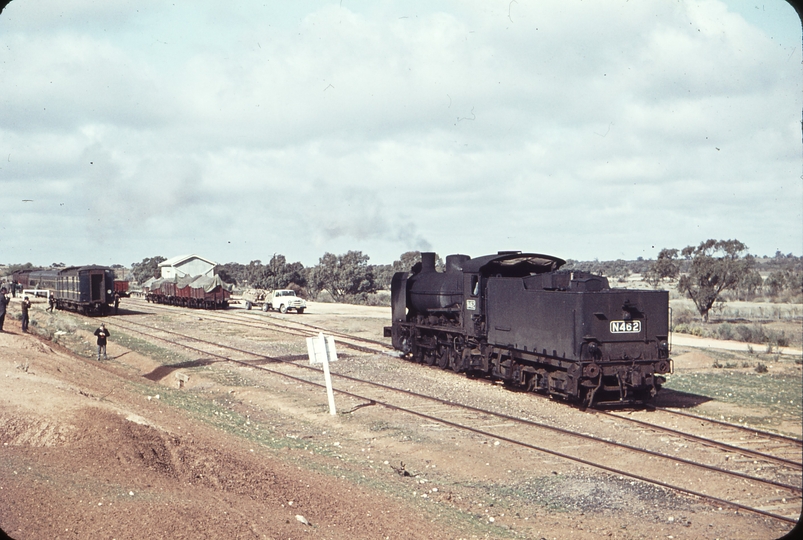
[158,254,218,280]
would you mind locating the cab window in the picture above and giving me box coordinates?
[471,275,480,296]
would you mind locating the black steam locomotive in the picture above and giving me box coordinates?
[384,252,672,407]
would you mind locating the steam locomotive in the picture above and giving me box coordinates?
[384,252,672,407]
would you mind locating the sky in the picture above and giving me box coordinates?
[1,0,801,268]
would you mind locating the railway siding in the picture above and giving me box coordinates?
[112,300,802,525]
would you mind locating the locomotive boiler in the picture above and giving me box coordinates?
[384,252,672,407]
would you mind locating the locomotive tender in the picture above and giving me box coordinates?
[384,252,672,407]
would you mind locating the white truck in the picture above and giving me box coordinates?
[264,289,306,314]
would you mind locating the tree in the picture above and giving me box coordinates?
[736,269,763,300]
[393,251,424,273]
[265,254,307,289]
[644,248,680,287]
[130,256,166,283]
[243,260,269,288]
[375,251,423,289]
[308,251,376,302]
[217,262,247,286]
[677,239,752,322]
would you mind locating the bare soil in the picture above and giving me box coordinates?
[0,298,800,539]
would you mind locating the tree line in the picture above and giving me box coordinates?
[6,241,800,316]
[129,251,431,303]
[639,240,802,321]
[131,241,800,320]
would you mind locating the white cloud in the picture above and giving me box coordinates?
[0,0,799,268]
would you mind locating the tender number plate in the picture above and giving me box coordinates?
[466,299,477,311]
[610,320,642,334]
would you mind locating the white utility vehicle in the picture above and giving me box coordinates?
[264,289,306,314]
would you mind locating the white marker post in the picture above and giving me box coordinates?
[306,332,338,415]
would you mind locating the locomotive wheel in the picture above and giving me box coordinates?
[437,347,450,369]
[451,352,464,373]
[424,351,436,366]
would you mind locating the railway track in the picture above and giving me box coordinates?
[128,300,802,458]
[600,408,802,470]
[104,304,801,524]
[126,297,388,354]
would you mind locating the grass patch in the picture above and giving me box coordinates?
[664,371,802,430]
[112,329,194,364]
[124,379,310,451]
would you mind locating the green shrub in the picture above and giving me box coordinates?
[716,323,734,341]
[755,363,768,373]
[343,291,391,306]
[672,308,696,327]
[734,324,766,344]
[767,330,790,348]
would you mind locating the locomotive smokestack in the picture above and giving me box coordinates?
[421,252,437,273]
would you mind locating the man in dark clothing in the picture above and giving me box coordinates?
[47,294,55,312]
[20,296,31,332]
[0,287,8,332]
[94,323,110,360]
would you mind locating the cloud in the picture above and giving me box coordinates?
[0,0,799,267]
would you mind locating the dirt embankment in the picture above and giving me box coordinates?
[0,327,454,540]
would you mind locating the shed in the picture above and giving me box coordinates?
[159,254,218,280]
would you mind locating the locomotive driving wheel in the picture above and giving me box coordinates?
[451,349,466,373]
[437,346,451,370]
[410,346,425,364]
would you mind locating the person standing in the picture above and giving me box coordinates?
[94,323,111,360]
[47,294,55,312]
[20,296,31,332]
[0,287,9,332]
